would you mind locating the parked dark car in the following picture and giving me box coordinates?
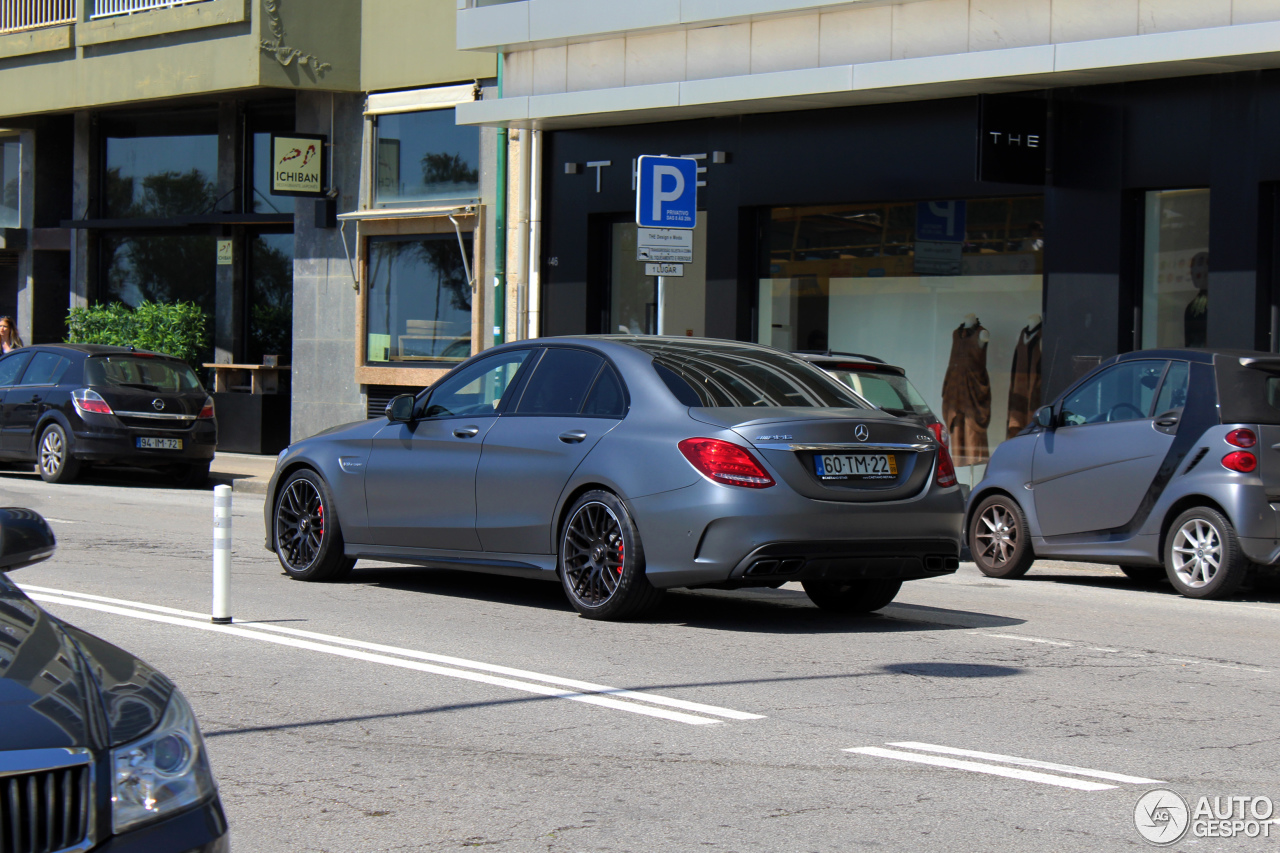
[0,507,228,851]
[0,344,216,487]
[792,351,950,452]
[967,348,1280,599]
[265,336,963,620]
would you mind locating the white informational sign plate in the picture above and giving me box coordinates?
[645,263,685,277]
[638,247,693,263]
[637,227,693,263]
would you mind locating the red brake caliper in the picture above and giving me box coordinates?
[316,502,324,536]
[617,539,624,574]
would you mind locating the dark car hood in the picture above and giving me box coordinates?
[0,578,174,751]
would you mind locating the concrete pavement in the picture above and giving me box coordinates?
[209,451,277,495]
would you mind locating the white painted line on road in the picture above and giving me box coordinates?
[983,633,1073,647]
[21,585,763,725]
[887,742,1164,785]
[845,747,1116,791]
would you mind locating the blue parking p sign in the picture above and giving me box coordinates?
[636,155,698,229]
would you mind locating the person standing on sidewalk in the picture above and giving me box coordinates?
[0,316,23,353]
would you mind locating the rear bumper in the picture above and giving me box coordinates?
[73,425,216,467]
[628,478,965,589]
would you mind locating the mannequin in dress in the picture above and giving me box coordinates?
[942,314,992,466]
[1007,313,1043,439]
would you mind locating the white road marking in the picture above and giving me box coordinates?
[887,742,1164,785]
[42,518,78,524]
[21,585,762,725]
[846,747,1116,791]
[983,633,1073,647]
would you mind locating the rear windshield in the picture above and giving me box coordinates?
[85,356,204,394]
[630,339,867,408]
[824,369,931,417]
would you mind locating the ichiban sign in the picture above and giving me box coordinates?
[271,133,327,197]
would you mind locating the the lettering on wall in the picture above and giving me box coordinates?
[271,133,327,197]
[977,95,1048,185]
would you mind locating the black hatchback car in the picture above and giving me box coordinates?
[0,508,228,851]
[0,345,216,486]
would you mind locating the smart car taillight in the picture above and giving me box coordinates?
[678,438,775,488]
[71,388,113,415]
[1226,428,1257,448]
[198,396,215,419]
[1222,451,1257,473]
[935,444,958,488]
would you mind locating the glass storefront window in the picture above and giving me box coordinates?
[758,197,1045,483]
[247,233,294,365]
[1142,189,1210,349]
[100,233,216,363]
[0,139,19,229]
[250,133,296,214]
[373,109,479,206]
[103,131,218,219]
[365,234,472,365]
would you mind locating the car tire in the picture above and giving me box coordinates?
[273,469,355,582]
[558,490,663,621]
[1164,507,1248,600]
[37,423,80,484]
[1118,564,1165,583]
[969,495,1035,579]
[801,578,902,613]
[176,461,210,489]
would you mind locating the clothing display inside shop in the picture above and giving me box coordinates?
[1006,315,1043,440]
[941,316,992,466]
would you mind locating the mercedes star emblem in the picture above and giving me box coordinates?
[152,399,165,412]
[854,424,870,442]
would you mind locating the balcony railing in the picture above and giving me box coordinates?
[91,0,209,20]
[0,1,75,35]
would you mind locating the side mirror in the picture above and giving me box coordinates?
[385,394,416,424]
[0,508,56,571]
[1034,405,1056,430]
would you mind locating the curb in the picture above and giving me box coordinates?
[209,474,269,495]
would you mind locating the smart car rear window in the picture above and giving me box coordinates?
[85,356,203,393]
[634,340,867,408]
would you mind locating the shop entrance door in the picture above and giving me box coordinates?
[608,214,707,337]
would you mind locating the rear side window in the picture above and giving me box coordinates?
[18,353,71,386]
[640,346,866,408]
[85,356,203,393]
[0,352,32,387]
[516,349,604,415]
[582,366,626,417]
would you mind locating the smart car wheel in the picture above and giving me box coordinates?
[37,423,80,484]
[273,470,355,582]
[558,490,663,620]
[1165,507,1247,600]
[802,579,902,613]
[969,495,1034,579]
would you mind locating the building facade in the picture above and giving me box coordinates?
[0,0,495,446]
[458,0,1280,484]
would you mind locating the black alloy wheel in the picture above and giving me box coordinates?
[558,490,663,620]
[802,578,903,613]
[273,470,354,581]
[37,423,80,484]
[969,495,1035,579]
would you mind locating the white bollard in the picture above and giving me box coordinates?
[212,484,232,624]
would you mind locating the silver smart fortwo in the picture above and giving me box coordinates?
[264,337,964,620]
[967,348,1280,600]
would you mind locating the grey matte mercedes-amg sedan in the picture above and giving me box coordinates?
[263,337,964,620]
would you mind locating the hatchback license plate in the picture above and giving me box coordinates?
[814,453,896,480]
[137,437,182,450]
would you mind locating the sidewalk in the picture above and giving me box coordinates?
[209,451,277,495]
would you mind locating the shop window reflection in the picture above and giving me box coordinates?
[1142,189,1210,349]
[365,234,471,365]
[757,197,1044,486]
[373,109,480,206]
[103,134,218,219]
[0,140,19,229]
[248,233,294,365]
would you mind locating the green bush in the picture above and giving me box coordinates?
[65,301,210,368]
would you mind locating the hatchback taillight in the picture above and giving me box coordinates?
[928,421,951,453]
[198,396,215,419]
[1222,451,1258,473]
[935,443,958,488]
[678,438,775,488]
[1225,428,1257,448]
[71,388,113,415]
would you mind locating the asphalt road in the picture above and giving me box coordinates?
[3,467,1278,852]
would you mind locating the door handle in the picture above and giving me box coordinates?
[559,429,588,444]
[453,426,480,439]
[1154,416,1180,427]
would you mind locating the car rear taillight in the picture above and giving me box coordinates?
[935,444,958,488]
[678,438,775,488]
[928,421,952,453]
[198,396,215,419]
[1222,451,1258,473]
[1225,428,1257,448]
[71,388,113,415]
